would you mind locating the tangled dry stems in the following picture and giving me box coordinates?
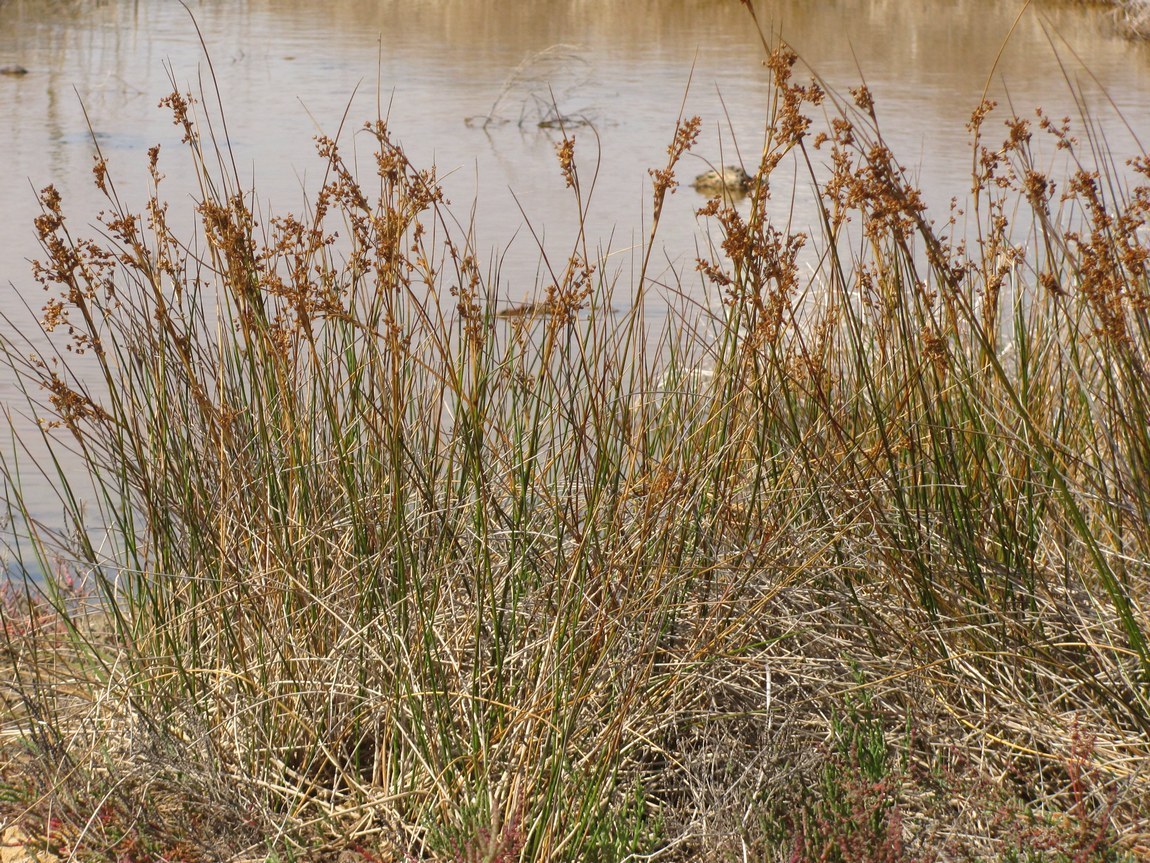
[1106,0,1150,38]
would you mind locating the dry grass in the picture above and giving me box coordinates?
[1078,0,1150,38]
[1,4,1149,862]
[1105,0,1150,37]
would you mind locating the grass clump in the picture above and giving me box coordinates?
[2,7,1150,862]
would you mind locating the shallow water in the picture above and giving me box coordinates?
[2,0,1150,520]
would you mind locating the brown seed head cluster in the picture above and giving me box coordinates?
[158,90,197,145]
[765,47,824,150]
[555,135,577,189]
[545,254,595,331]
[649,115,702,219]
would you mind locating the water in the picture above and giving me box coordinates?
[2,0,1150,520]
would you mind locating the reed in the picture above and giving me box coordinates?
[1,7,1148,862]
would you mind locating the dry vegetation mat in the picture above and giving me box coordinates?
[1107,0,1150,38]
[2,7,1149,862]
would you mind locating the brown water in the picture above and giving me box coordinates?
[2,0,1150,519]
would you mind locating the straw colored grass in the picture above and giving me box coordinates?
[1105,0,1150,37]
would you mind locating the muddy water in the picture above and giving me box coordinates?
[2,0,1150,521]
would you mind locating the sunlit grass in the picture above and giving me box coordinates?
[1,6,1148,862]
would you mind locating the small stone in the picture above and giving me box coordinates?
[1,826,34,863]
[0,65,29,76]
[692,165,752,195]
[0,826,59,863]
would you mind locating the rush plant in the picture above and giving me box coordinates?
[1,4,1148,860]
